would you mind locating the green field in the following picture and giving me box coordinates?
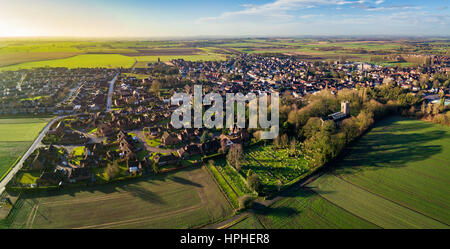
[3,166,232,228]
[0,118,49,179]
[228,214,265,229]
[244,116,450,229]
[0,54,136,71]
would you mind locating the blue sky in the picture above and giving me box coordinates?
[0,0,449,37]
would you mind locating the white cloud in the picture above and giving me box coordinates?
[375,0,384,4]
[197,0,363,23]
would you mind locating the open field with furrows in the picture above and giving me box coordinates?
[317,116,450,227]
[244,116,450,229]
[0,118,50,179]
[3,166,232,229]
[251,188,380,229]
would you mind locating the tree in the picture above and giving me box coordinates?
[150,80,161,97]
[105,161,120,180]
[239,195,254,210]
[227,144,243,170]
[152,161,160,174]
[289,137,297,156]
[200,130,210,143]
[302,117,322,139]
[340,118,359,144]
[247,173,262,192]
[280,134,289,148]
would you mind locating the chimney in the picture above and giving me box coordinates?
[341,101,350,115]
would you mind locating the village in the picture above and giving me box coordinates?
[3,53,450,192]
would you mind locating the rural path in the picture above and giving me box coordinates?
[0,116,69,195]
[106,73,119,112]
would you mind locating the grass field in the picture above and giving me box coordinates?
[3,166,232,229]
[243,116,450,229]
[0,118,50,179]
[0,54,136,71]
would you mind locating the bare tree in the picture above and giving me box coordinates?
[227,144,243,170]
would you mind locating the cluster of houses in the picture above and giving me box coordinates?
[170,54,450,102]
[0,68,116,115]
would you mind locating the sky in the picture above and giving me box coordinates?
[0,0,449,37]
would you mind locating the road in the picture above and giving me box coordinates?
[128,128,175,154]
[0,116,67,196]
[106,73,119,112]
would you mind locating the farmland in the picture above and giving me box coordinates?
[0,118,50,179]
[1,38,448,70]
[0,54,136,71]
[239,117,450,229]
[3,166,232,228]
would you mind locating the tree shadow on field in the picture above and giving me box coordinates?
[168,176,202,188]
[18,165,205,205]
[119,184,166,205]
[251,202,299,218]
[335,118,448,175]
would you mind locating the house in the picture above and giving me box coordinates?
[161,131,181,146]
[200,139,220,155]
[37,171,65,186]
[177,144,202,159]
[220,134,234,151]
[127,160,143,173]
[97,123,113,137]
[84,143,104,156]
[119,138,136,160]
[153,153,180,166]
[52,121,66,135]
[69,167,91,182]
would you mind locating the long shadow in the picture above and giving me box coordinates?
[334,117,448,175]
[251,202,299,218]
[119,184,166,205]
[168,176,202,188]
[18,165,204,201]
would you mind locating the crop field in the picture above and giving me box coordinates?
[0,118,50,179]
[256,188,379,229]
[242,145,309,194]
[4,166,232,228]
[228,214,265,229]
[1,38,447,70]
[246,116,450,229]
[0,54,136,71]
